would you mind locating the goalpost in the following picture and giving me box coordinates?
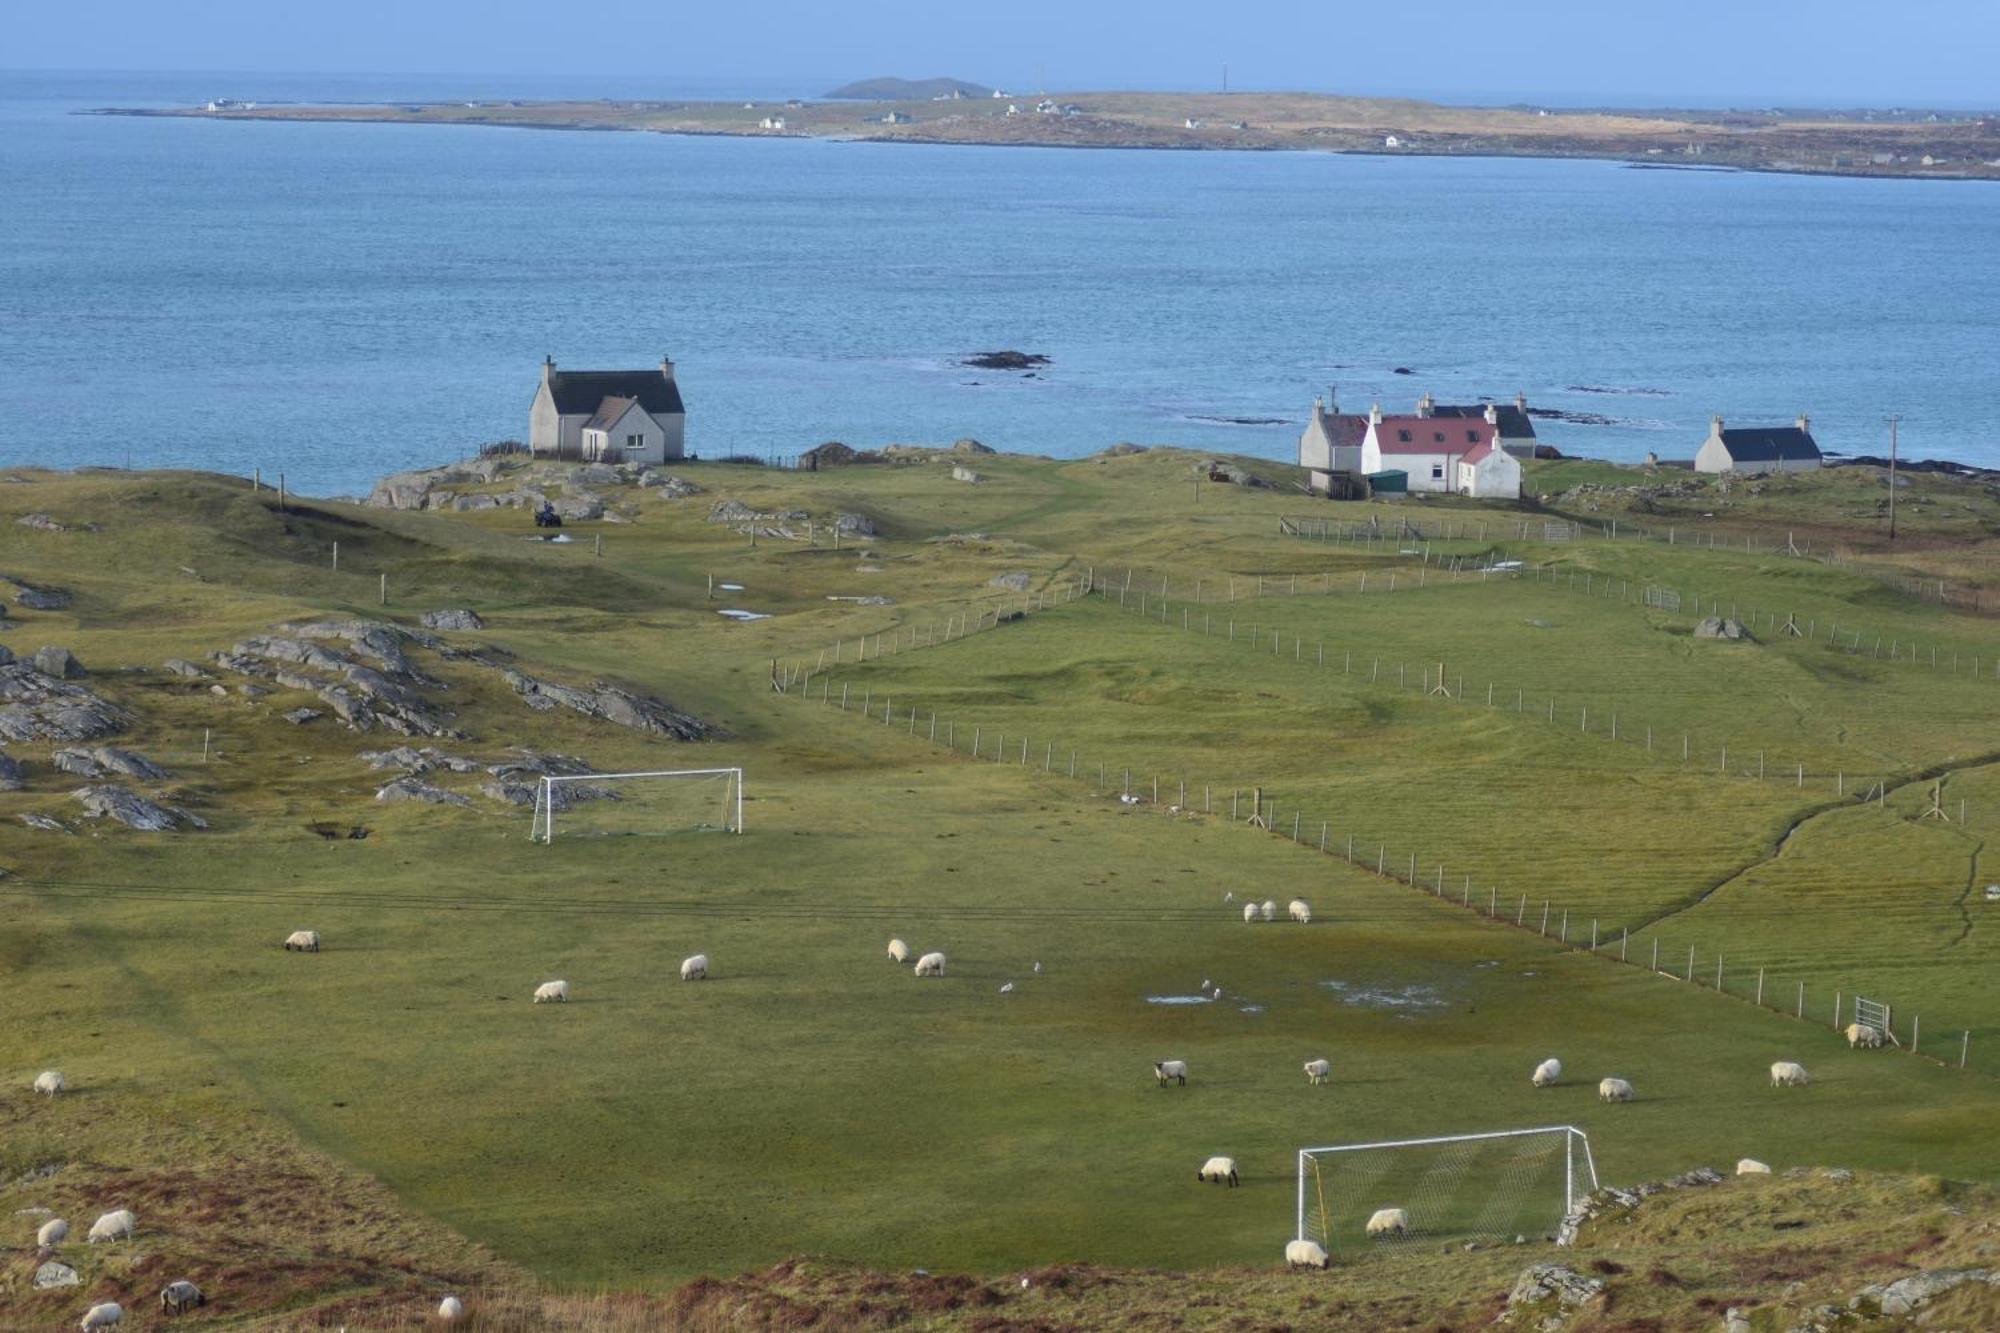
[1296,1126,1596,1252]
[532,767,744,844]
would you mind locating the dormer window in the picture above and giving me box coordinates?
[1433,431,1446,443]
[1467,430,1478,443]
[1397,429,1412,443]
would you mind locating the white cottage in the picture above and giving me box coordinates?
[1359,403,1522,498]
[1694,414,1823,474]
[529,357,685,464]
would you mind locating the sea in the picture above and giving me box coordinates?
[4,70,1998,495]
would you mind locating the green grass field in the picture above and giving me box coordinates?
[3,451,1997,1325]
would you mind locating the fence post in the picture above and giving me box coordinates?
[1963,1031,1971,1070]
[1756,968,1764,1007]
[1652,937,1659,971]
[1911,1014,1919,1055]
[1797,982,1805,1019]
[1621,927,1628,961]
[1687,945,1695,982]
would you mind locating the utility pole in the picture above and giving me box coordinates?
[1887,414,1900,541]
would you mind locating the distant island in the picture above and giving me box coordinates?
[91,89,2000,182]
[824,76,996,101]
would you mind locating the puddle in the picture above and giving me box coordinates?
[1238,1004,1265,1014]
[1321,980,1448,1013]
[524,533,575,544]
[716,609,771,621]
[1145,994,1214,1006]
[1488,560,1523,572]
[1474,960,1499,969]
[717,582,744,591]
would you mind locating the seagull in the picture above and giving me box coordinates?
[1212,987,1223,999]
[1223,891,1234,903]
[999,982,1015,994]
[1032,961,1042,974]
[1201,978,1211,990]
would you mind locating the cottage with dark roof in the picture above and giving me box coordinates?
[1695,413,1822,475]
[529,356,686,464]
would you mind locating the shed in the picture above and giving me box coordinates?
[1366,469,1408,494]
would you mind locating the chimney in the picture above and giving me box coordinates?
[1368,401,1383,426]
[1327,385,1339,414]
[1312,394,1323,416]
[1515,391,1527,412]
[1416,391,1434,419]
[541,354,555,384]
[1796,412,1810,433]
[1484,402,1500,426]
[1711,414,1725,435]
[660,355,676,384]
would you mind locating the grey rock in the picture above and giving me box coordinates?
[1502,1264,1605,1328]
[1723,1308,1752,1333]
[1097,442,1147,457]
[238,682,270,698]
[832,512,878,536]
[485,750,597,778]
[72,784,205,831]
[0,644,11,667]
[708,498,761,524]
[1855,1267,1996,1316]
[0,751,22,790]
[17,513,69,531]
[5,577,72,610]
[30,646,84,679]
[951,437,994,454]
[950,466,982,483]
[638,471,703,497]
[447,492,500,512]
[161,658,210,679]
[1818,1166,1853,1183]
[573,463,620,486]
[51,747,167,780]
[0,665,127,742]
[32,1260,79,1289]
[281,707,322,725]
[481,776,617,809]
[500,669,718,740]
[421,609,485,632]
[20,812,68,832]
[550,490,606,521]
[374,776,471,807]
[988,571,1032,591]
[1694,616,1753,642]
[361,746,480,775]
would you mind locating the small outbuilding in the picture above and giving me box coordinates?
[1695,414,1823,475]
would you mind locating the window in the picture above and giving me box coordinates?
[1431,464,1444,480]
[627,433,643,450]
[1433,431,1446,443]
[1398,429,1412,442]
[1467,430,1478,443]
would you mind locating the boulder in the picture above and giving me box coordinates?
[1722,1309,1751,1333]
[950,466,982,483]
[549,490,606,522]
[801,441,868,469]
[1855,1268,1997,1317]
[637,471,703,497]
[32,1261,79,1289]
[19,812,68,832]
[989,571,1031,591]
[72,784,204,831]
[1502,1264,1605,1329]
[282,707,322,725]
[51,747,166,780]
[374,777,471,807]
[832,512,878,536]
[0,644,11,666]
[0,664,127,742]
[447,492,500,512]
[161,658,210,679]
[366,469,440,510]
[421,609,485,632]
[30,646,84,679]
[1693,616,1752,642]
[951,438,995,454]
[500,669,719,740]
[573,463,621,486]
[6,578,72,610]
[0,751,23,790]
[17,513,68,531]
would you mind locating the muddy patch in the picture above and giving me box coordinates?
[1321,979,1448,1014]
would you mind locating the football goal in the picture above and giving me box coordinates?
[531,767,744,844]
[1297,1126,1596,1252]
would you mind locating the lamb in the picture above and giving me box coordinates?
[1844,1023,1884,1049]
[284,929,320,952]
[80,1303,123,1331]
[1302,1058,1331,1086]
[1288,899,1312,924]
[38,1217,68,1247]
[159,1280,205,1314]
[1598,1077,1634,1103]
[1197,1155,1239,1186]
[438,1294,465,1320]
[1531,1058,1562,1088]
[1242,902,1259,923]
[1736,1158,1771,1175]
[34,1069,65,1095]
[532,979,569,1003]
[1365,1207,1409,1237]
[87,1208,137,1243]
[1154,1059,1188,1086]
[680,953,708,981]
[914,952,947,977]
[1284,1238,1330,1269]
[1259,899,1276,921]
[887,938,910,963]
[1769,1061,1811,1088]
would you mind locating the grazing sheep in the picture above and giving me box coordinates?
[1769,1061,1811,1088]
[1844,1023,1884,1049]
[1531,1058,1562,1088]
[1366,1207,1410,1237]
[680,953,708,981]
[159,1280,204,1314]
[1154,1059,1188,1087]
[34,1069,65,1096]
[1303,1058,1331,1086]
[1598,1077,1634,1103]
[284,929,320,953]
[998,982,1014,994]
[532,979,569,1003]
[80,1303,123,1331]
[87,1209,137,1243]
[1288,899,1312,924]
[1284,1238,1330,1269]
[1197,1155,1239,1186]
[1259,900,1277,921]
[1242,901,1259,923]
[1737,1158,1771,1176]
[887,938,910,963]
[438,1294,465,1321]
[914,952,946,977]
[38,1217,68,1247]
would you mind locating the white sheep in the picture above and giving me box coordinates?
[1154,1059,1187,1087]
[1366,1207,1409,1237]
[1769,1061,1810,1088]
[80,1303,123,1331]
[159,1280,204,1314]
[284,929,320,952]
[1242,901,1259,923]
[87,1209,137,1243]
[680,953,708,981]
[1736,1158,1771,1176]
[914,952,947,977]
[1531,1058,1562,1088]
[532,979,569,1003]
[1303,1058,1331,1086]
[887,938,910,963]
[438,1294,465,1321]
[1284,1238,1329,1269]
[38,1217,68,1247]
[34,1069,65,1095]
[1844,1023,1884,1049]
[1260,899,1277,921]
[1288,899,1312,924]
[1197,1155,1239,1186]
[1598,1077,1634,1103]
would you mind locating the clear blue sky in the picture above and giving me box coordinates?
[10,0,1997,108]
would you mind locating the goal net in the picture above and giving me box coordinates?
[532,767,743,843]
[1297,1126,1595,1252]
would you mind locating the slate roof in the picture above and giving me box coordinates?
[1430,402,1536,439]
[1718,427,1821,462]
[1314,408,1370,450]
[547,369,685,418]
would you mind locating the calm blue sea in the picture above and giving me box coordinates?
[3,70,1998,494]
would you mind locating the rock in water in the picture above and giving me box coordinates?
[960,350,1049,371]
[421,609,485,632]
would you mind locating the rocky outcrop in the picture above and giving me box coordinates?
[1500,1264,1605,1330]
[1694,616,1753,642]
[1853,1267,1998,1317]
[832,512,878,536]
[951,438,994,454]
[0,751,24,790]
[19,812,68,832]
[421,608,485,632]
[0,664,128,742]
[360,745,481,775]
[72,784,206,831]
[32,1260,79,1289]
[4,577,72,610]
[961,350,1048,371]
[282,707,322,725]
[162,658,211,679]
[51,746,167,780]
[637,471,703,497]
[1096,442,1147,457]
[31,646,84,679]
[988,571,1031,591]
[501,669,718,739]
[375,776,471,807]
[1557,1166,1724,1246]
[364,458,511,509]
[214,621,458,738]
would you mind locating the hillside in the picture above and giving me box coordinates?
[823,76,996,100]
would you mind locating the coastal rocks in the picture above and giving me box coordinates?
[51,747,167,781]
[421,609,485,632]
[961,350,1049,371]
[989,571,1032,591]
[801,441,876,469]
[366,469,441,510]
[72,784,206,831]
[950,466,982,483]
[549,490,606,522]
[951,438,994,454]
[31,646,85,679]
[500,668,718,740]
[375,776,471,807]
[1201,459,1273,489]
[1096,442,1147,458]
[1500,1265,1605,1329]
[5,577,73,610]
[0,664,128,743]
[1694,616,1753,642]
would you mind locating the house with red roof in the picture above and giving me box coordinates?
[1301,391,1525,498]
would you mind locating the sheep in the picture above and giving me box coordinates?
[1531,1058,1562,1088]
[1197,1155,1239,1186]
[284,929,320,952]
[1154,1059,1188,1087]
[680,953,708,981]
[1598,1077,1634,1103]
[159,1280,205,1314]
[1284,1237,1330,1269]
[1288,899,1312,924]
[1242,901,1259,923]
[80,1303,123,1331]
[1769,1061,1811,1088]
[38,1217,68,1247]
[1844,1023,1884,1049]
[1365,1207,1410,1237]
[998,982,1015,994]
[887,938,910,963]
[1736,1158,1771,1176]
[914,952,946,977]
[1303,1058,1331,1086]
[438,1294,465,1321]
[1259,899,1277,921]
[34,1069,65,1095]
[87,1208,137,1243]
[532,979,569,1003]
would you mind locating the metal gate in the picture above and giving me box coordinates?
[1853,995,1892,1041]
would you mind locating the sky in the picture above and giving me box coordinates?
[8,1,1998,109]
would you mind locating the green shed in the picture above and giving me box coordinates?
[1366,469,1409,494]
